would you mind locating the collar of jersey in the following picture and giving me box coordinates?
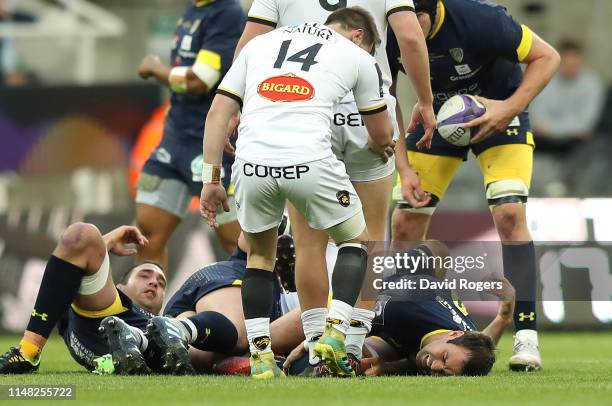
[420,329,451,348]
[428,0,446,40]
[194,0,216,7]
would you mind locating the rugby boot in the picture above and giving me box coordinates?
[0,347,39,374]
[146,316,195,375]
[250,351,285,379]
[314,324,355,377]
[509,329,542,372]
[99,316,150,375]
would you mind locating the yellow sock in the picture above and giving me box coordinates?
[19,339,43,364]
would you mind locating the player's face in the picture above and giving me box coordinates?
[123,268,166,314]
[416,339,470,376]
[560,50,583,80]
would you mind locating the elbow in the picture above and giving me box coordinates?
[550,49,562,72]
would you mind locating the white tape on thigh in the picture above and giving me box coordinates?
[78,251,110,295]
[328,212,366,244]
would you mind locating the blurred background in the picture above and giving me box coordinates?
[1,0,611,332]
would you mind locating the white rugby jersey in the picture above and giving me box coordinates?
[218,23,387,166]
[247,0,415,91]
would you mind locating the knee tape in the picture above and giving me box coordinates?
[328,212,366,243]
[78,251,110,295]
[486,179,529,209]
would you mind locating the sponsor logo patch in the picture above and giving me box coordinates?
[257,74,314,102]
[253,336,271,351]
[336,190,350,207]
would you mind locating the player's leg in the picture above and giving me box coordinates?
[232,158,286,379]
[287,203,330,368]
[135,202,181,269]
[477,142,542,371]
[345,176,393,372]
[214,216,241,253]
[0,222,119,373]
[242,227,284,378]
[391,151,462,241]
[289,156,369,377]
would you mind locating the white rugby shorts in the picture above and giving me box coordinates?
[331,94,399,182]
[232,156,362,233]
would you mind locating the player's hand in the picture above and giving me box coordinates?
[465,96,518,143]
[361,357,386,376]
[409,101,436,150]
[103,226,148,256]
[282,341,307,373]
[369,139,396,163]
[400,168,431,209]
[483,274,516,323]
[138,55,161,79]
[200,183,229,228]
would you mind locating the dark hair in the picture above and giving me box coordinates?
[448,332,496,376]
[558,39,583,54]
[119,261,164,285]
[325,6,381,52]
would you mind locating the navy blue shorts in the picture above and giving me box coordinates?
[141,122,234,197]
[164,261,246,317]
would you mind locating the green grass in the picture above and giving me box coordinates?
[1,332,611,406]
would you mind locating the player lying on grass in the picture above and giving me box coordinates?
[0,222,237,375]
[282,241,515,377]
[102,223,307,375]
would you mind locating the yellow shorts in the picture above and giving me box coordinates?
[393,144,534,205]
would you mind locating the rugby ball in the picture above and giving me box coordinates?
[436,95,486,146]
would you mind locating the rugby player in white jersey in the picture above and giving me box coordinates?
[233,0,435,374]
[200,7,394,379]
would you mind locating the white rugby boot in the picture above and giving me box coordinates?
[509,329,542,372]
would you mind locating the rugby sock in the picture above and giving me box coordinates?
[242,268,276,354]
[180,312,238,353]
[20,255,84,362]
[503,242,537,332]
[345,308,375,359]
[301,308,327,365]
[331,244,368,306]
[245,318,272,354]
[327,299,353,335]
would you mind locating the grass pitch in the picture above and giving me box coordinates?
[1,332,610,406]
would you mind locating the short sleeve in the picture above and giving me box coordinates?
[386,26,403,80]
[247,0,279,28]
[470,6,533,62]
[198,4,246,77]
[385,0,415,20]
[354,55,387,115]
[217,44,248,107]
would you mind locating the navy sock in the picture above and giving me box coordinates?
[331,245,368,306]
[180,311,238,353]
[503,242,537,331]
[241,268,276,319]
[26,255,84,338]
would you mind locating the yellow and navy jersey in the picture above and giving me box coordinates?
[371,275,477,358]
[167,0,245,140]
[387,0,533,111]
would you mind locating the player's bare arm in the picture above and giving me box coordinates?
[138,55,210,96]
[467,34,560,143]
[200,94,238,227]
[482,275,516,345]
[234,21,274,59]
[388,10,435,149]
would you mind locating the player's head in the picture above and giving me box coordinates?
[325,7,381,55]
[558,39,584,80]
[416,331,496,376]
[117,262,167,314]
[414,0,439,37]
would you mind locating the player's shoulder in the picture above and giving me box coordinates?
[445,0,512,27]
